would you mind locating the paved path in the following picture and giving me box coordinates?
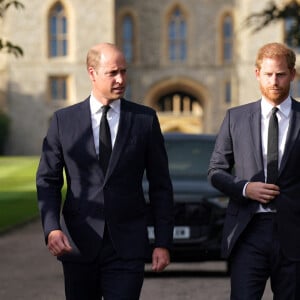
[0,220,272,300]
[0,219,65,300]
[0,220,229,300]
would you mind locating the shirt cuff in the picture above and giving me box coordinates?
[243,182,250,197]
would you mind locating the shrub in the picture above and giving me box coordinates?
[0,111,10,154]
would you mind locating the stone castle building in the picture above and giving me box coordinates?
[0,0,299,154]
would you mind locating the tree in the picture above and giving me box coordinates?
[0,0,24,57]
[0,111,10,154]
[244,0,300,48]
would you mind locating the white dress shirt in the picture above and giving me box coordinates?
[89,93,121,155]
[244,96,291,212]
[261,96,291,178]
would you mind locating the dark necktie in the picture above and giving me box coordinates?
[266,107,279,184]
[99,105,112,174]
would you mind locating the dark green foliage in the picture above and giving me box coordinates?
[0,0,24,57]
[0,111,10,154]
[244,0,300,47]
[0,40,23,57]
[0,0,24,17]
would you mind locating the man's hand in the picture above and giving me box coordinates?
[151,247,170,272]
[245,182,280,204]
[47,230,72,257]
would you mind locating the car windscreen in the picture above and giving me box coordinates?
[165,138,215,179]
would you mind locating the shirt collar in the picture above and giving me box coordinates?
[261,96,291,119]
[89,93,121,115]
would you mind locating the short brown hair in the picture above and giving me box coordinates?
[86,43,123,70]
[255,42,296,70]
[86,48,101,70]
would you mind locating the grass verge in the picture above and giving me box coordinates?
[0,156,39,233]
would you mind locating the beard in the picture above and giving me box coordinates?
[259,83,290,104]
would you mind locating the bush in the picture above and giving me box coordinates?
[0,111,10,154]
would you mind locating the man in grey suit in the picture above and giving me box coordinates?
[208,42,300,299]
[36,43,174,300]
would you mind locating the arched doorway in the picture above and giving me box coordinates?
[144,78,209,133]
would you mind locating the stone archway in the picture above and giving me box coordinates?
[144,77,209,133]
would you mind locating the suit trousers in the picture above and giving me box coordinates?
[62,227,145,300]
[229,213,297,300]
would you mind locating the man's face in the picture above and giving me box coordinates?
[89,50,127,104]
[255,56,295,105]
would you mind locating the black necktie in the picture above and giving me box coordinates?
[99,105,112,174]
[266,107,279,184]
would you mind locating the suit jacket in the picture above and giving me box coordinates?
[208,99,300,261]
[36,97,174,262]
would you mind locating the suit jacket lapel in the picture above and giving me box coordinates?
[249,101,264,170]
[105,99,133,178]
[77,98,98,160]
[279,99,300,175]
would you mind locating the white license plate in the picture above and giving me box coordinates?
[173,226,190,239]
[147,226,190,240]
[147,227,155,240]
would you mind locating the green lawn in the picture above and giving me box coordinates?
[0,156,40,233]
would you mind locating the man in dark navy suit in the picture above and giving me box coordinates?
[208,42,300,299]
[36,43,174,300]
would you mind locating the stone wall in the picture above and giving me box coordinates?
[0,0,295,154]
[1,0,114,154]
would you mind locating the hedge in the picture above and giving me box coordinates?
[0,111,10,154]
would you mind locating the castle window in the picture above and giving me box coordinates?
[122,15,134,63]
[225,80,231,103]
[285,17,300,51]
[222,14,233,63]
[168,8,187,61]
[48,2,68,57]
[49,76,68,101]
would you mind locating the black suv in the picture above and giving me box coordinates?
[145,133,228,262]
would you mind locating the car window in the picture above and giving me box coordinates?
[165,138,215,178]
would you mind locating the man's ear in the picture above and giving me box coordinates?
[291,68,296,81]
[255,68,260,80]
[88,67,96,81]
